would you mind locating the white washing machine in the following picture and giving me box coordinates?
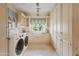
[9,28,28,56]
[15,33,28,56]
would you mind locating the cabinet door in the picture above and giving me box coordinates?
[0,4,8,55]
[56,38,63,56]
[56,38,60,55]
[57,4,63,56]
[60,39,63,56]
[72,4,79,56]
[56,4,62,36]
[68,4,72,56]
[21,15,24,26]
[62,4,69,56]
[62,4,69,41]
[53,36,57,50]
[62,40,69,56]
[68,42,72,56]
[53,7,57,35]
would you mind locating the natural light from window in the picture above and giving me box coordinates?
[31,18,47,33]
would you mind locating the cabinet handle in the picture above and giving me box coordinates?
[70,43,72,46]
[7,37,10,40]
[69,42,72,46]
[60,32,63,34]
[76,54,79,56]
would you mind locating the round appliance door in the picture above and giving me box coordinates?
[24,36,28,46]
[15,39,24,55]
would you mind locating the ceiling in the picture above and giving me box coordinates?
[12,3,56,16]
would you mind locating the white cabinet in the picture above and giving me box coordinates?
[62,4,69,41]
[17,12,30,32]
[50,3,79,56]
[56,4,61,35]
[60,40,63,56]
[56,38,63,55]
[49,4,74,56]
[53,8,57,35]
[68,42,72,56]
[62,4,70,56]
[17,12,26,26]
[62,40,69,56]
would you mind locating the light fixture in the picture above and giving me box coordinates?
[36,3,40,16]
[36,3,39,7]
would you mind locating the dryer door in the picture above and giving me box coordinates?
[24,36,28,46]
[15,39,24,55]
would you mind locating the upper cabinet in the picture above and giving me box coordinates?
[17,12,29,27]
[16,12,30,32]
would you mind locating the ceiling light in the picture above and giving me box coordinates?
[36,3,40,16]
[36,3,39,7]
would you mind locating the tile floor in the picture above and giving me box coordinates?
[23,43,57,56]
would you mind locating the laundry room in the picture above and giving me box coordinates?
[0,3,79,56]
[0,3,54,56]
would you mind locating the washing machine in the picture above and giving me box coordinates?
[15,33,28,56]
[9,28,28,56]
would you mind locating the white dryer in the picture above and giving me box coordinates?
[15,33,27,56]
[9,28,28,56]
[15,33,28,56]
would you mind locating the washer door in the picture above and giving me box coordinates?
[15,39,24,55]
[24,36,28,46]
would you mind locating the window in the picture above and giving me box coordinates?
[32,23,42,31]
[31,18,47,33]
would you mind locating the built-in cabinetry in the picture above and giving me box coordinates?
[0,4,8,56]
[49,3,79,56]
[17,12,30,32]
[0,4,17,56]
[72,4,79,56]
